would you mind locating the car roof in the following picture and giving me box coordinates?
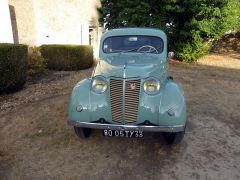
[101,28,167,41]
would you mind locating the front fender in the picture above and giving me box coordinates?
[68,79,112,123]
[158,80,187,126]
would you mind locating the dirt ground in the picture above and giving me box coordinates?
[0,52,240,180]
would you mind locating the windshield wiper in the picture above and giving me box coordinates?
[110,48,139,53]
[125,47,140,52]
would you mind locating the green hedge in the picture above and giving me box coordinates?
[40,45,93,70]
[0,44,28,93]
[173,40,212,62]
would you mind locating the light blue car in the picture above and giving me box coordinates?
[68,28,187,144]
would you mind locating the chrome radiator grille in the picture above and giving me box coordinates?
[110,79,123,122]
[110,79,140,123]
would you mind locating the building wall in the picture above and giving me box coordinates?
[8,0,37,45]
[33,0,99,45]
[0,0,13,43]
[7,0,101,58]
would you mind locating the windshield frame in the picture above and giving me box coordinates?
[102,35,164,54]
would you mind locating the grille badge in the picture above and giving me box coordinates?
[129,83,137,90]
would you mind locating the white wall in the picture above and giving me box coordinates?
[33,0,92,46]
[8,0,37,45]
[0,0,13,43]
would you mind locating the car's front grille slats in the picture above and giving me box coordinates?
[110,79,140,124]
[110,79,123,122]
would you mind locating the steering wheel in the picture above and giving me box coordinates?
[137,45,158,53]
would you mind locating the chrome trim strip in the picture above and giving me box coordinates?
[122,78,126,124]
[123,64,126,78]
[68,120,185,132]
[123,64,126,124]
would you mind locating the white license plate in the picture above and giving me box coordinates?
[103,129,144,138]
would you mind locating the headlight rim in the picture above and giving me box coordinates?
[91,75,108,94]
[143,77,161,95]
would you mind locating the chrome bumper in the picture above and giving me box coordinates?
[68,120,185,132]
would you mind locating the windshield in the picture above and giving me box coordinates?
[103,35,164,54]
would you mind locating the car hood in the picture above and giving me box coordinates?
[93,54,167,79]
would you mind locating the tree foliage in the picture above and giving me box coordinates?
[99,0,240,61]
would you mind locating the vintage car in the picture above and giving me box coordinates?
[68,28,187,144]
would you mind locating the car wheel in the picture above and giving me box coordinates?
[163,128,185,144]
[74,127,92,139]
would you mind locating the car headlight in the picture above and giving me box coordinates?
[91,76,107,94]
[143,78,160,95]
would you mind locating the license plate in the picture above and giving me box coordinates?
[103,129,144,138]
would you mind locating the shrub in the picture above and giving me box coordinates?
[27,47,47,76]
[173,40,212,62]
[172,32,212,62]
[40,45,93,70]
[0,44,28,93]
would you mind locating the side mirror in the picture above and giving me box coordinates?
[168,52,174,59]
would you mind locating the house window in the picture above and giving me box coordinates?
[89,28,94,46]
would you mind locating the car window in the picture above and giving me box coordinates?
[103,35,164,54]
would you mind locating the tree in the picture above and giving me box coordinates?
[99,0,240,61]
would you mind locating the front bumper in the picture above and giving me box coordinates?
[68,120,185,132]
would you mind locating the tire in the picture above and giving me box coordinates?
[74,127,92,139]
[163,128,185,144]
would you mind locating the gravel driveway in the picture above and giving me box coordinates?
[0,54,240,180]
